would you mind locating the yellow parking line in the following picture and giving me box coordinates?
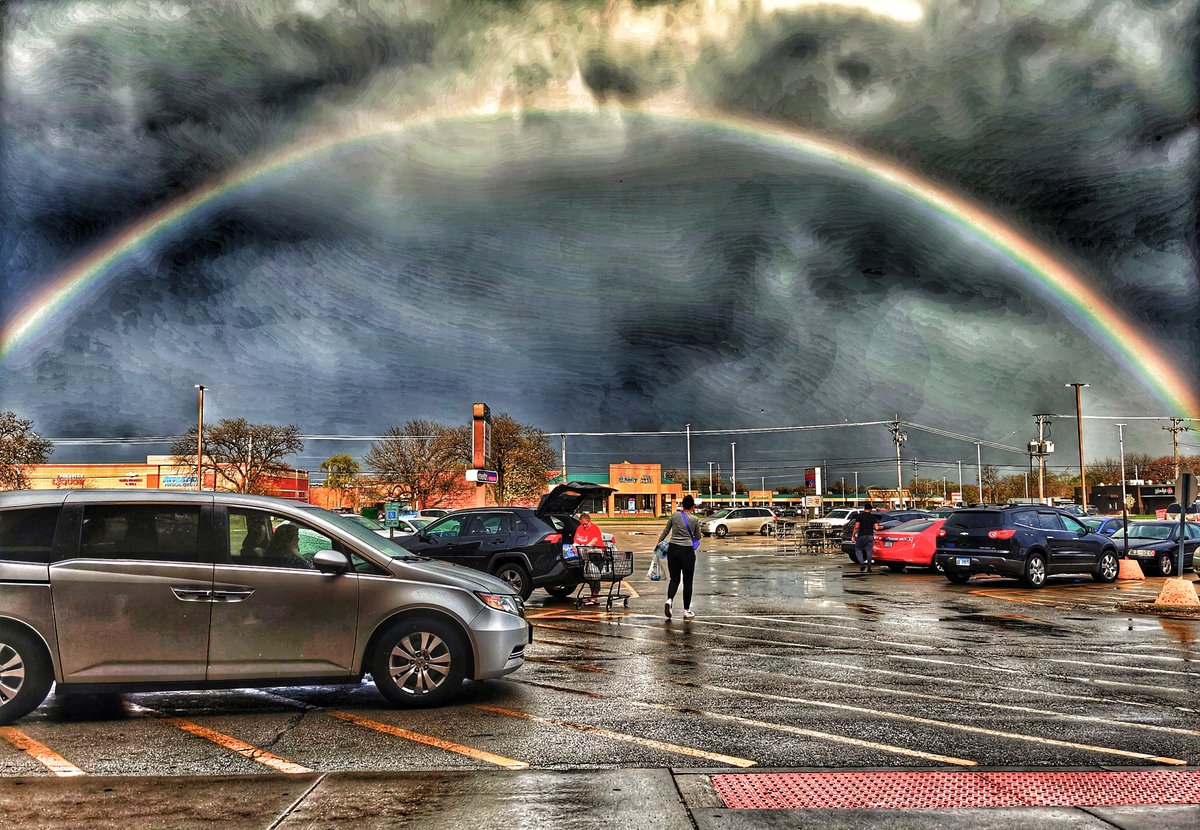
[328,710,528,769]
[167,719,313,774]
[0,726,85,777]
[475,704,756,768]
[705,684,1188,766]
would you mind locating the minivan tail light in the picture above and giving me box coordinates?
[988,529,1017,540]
[543,533,562,544]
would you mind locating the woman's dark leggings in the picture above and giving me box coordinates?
[666,543,696,609]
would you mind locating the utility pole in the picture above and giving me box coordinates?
[1066,382,1089,509]
[1117,423,1129,553]
[685,423,692,496]
[731,443,737,507]
[561,433,567,483]
[1032,414,1054,503]
[957,460,962,505]
[1164,418,1193,480]
[976,442,983,504]
[708,461,714,506]
[889,420,908,507]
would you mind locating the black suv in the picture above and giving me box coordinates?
[393,482,614,600]
[933,505,1119,588]
[841,510,935,561]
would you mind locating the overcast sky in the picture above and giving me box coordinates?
[2,1,1197,485]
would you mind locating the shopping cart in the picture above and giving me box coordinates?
[573,544,634,610]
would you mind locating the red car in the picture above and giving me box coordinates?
[872,518,946,572]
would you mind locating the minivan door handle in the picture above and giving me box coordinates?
[172,587,213,602]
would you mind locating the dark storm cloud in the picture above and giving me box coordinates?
[2,0,1197,475]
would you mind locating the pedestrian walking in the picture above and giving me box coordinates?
[850,503,880,572]
[657,494,702,620]
[573,512,605,606]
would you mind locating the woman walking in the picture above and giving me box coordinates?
[657,494,702,620]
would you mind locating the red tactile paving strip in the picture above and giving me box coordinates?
[712,770,1200,810]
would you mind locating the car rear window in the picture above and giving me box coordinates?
[943,510,1002,531]
[0,507,60,563]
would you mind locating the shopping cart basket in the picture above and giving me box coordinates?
[573,544,634,610]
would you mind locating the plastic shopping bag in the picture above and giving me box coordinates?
[647,552,662,581]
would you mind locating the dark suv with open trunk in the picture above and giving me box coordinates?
[933,505,1119,588]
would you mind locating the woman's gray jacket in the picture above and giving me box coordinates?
[658,510,702,547]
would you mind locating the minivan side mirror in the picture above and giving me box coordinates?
[313,550,351,574]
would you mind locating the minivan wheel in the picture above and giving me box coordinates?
[494,562,533,600]
[0,627,53,726]
[371,617,467,708]
[760,524,773,536]
[1023,552,1048,588]
[1093,550,1119,583]
[715,525,728,538]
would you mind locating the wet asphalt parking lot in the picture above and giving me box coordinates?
[2,525,1198,778]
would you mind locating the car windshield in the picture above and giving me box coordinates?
[343,515,381,531]
[889,519,937,533]
[708,509,732,519]
[409,517,432,529]
[1125,524,1173,540]
[303,506,417,559]
[826,510,853,519]
[944,510,1002,530]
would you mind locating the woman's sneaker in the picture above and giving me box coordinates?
[683,609,696,620]
[664,599,672,619]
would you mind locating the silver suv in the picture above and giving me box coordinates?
[701,507,778,537]
[0,490,531,724]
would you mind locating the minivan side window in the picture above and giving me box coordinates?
[78,505,201,563]
[226,509,340,570]
[0,507,60,563]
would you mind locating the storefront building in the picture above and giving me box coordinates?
[18,458,310,501]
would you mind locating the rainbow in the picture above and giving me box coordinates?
[3,103,1196,417]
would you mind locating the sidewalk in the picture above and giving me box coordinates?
[3,768,1197,829]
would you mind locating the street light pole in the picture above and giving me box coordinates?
[194,385,206,491]
[707,461,714,507]
[853,472,859,508]
[1067,382,1090,509]
[957,460,963,504]
[731,442,737,507]
[685,423,692,497]
[1117,422,1129,554]
[976,442,983,504]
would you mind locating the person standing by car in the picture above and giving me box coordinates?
[574,512,605,606]
[658,494,702,620]
[850,504,880,572]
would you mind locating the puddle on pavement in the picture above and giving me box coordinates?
[941,612,1071,637]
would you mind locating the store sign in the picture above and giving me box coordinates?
[53,474,85,488]
[161,475,197,488]
[118,475,142,487]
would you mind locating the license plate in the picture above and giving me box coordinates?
[883,540,893,547]
[955,557,971,567]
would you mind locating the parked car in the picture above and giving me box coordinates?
[344,514,432,537]
[1081,516,1127,536]
[1111,520,1199,577]
[809,508,858,532]
[392,481,616,599]
[840,510,936,560]
[872,518,946,572]
[0,489,531,725]
[701,507,778,537]
[933,505,1120,588]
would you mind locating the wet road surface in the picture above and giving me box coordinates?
[2,528,1198,778]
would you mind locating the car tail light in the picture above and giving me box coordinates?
[938,528,947,536]
[988,529,1017,540]
[543,533,562,544]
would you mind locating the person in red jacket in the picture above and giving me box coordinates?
[574,513,605,605]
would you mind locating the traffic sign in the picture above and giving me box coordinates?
[383,502,401,528]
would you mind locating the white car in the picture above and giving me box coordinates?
[343,514,432,537]
[809,508,858,531]
[702,507,778,537]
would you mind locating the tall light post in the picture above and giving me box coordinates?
[731,442,737,507]
[1067,382,1090,509]
[685,423,692,497]
[194,384,207,491]
[1117,422,1129,554]
[976,442,983,504]
[853,471,859,507]
[707,461,714,506]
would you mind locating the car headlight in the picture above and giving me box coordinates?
[476,591,523,616]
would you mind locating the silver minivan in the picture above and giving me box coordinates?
[0,490,531,724]
[701,507,778,537]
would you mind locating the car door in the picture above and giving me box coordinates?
[404,515,466,562]
[454,513,511,573]
[206,507,359,680]
[1036,511,1076,571]
[726,509,750,534]
[1059,513,1101,568]
[49,500,214,683]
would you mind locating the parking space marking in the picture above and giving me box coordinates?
[474,704,757,767]
[0,726,85,777]
[166,718,314,774]
[328,710,529,769]
[512,681,973,767]
[703,684,1188,766]
[721,655,1200,740]
[1037,657,1200,679]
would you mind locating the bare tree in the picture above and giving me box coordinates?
[488,413,556,506]
[0,411,53,491]
[366,420,468,509]
[170,419,303,493]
